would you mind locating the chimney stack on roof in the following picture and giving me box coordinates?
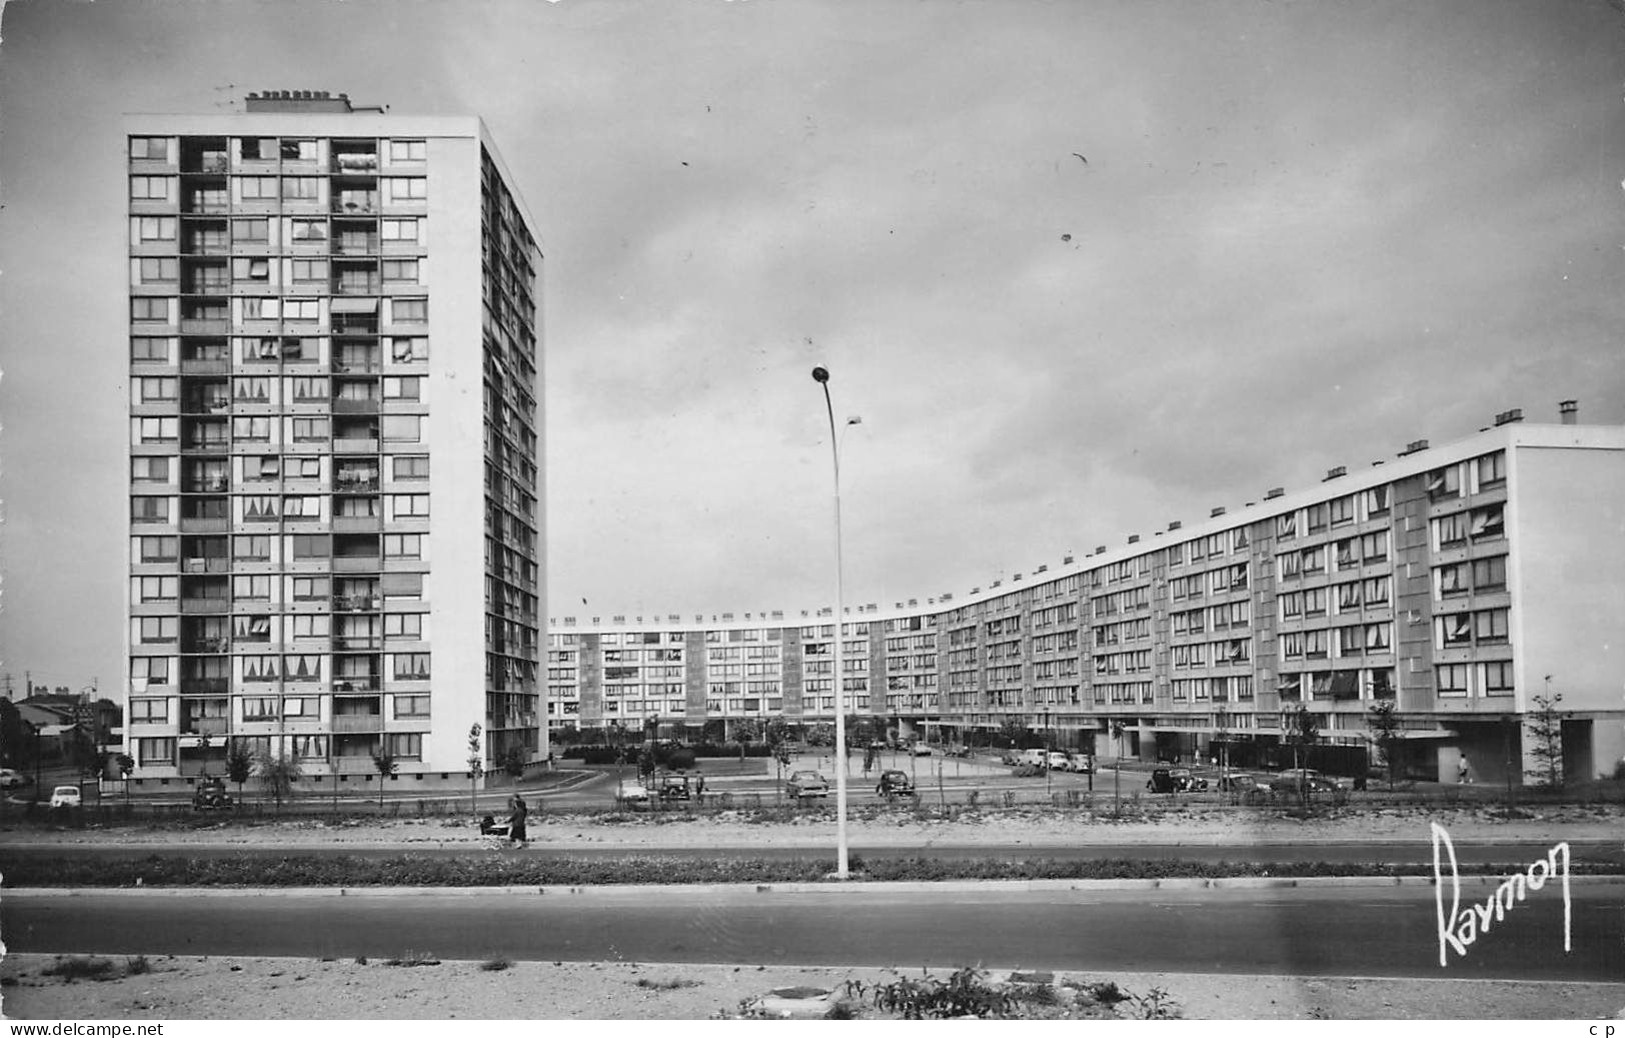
[1560,399,1578,425]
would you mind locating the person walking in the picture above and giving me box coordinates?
[506,791,529,847]
[1458,757,1472,785]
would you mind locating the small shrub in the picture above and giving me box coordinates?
[634,976,700,990]
[1129,986,1181,1019]
[42,957,117,982]
[824,1000,860,1019]
[480,957,513,972]
[354,956,368,966]
[125,955,152,976]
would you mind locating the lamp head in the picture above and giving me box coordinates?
[811,366,830,383]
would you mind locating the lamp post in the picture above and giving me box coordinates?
[811,366,852,879]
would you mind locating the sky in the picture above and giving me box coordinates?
[1,0,1623,695]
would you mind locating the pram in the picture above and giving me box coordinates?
[478,814,512,842]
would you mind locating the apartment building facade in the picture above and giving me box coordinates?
[549,408,1624,786]
[125,91,544,787]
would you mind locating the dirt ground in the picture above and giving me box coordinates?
[4,953,1624,1020]
[5,804,1624,1020]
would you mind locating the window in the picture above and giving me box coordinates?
[130,656,171,683]
[291,615,329,639]
[1336,582,1361,612]
[1334,538,1357,570]
[242,697,277,721]
[1303,629,1328,659]
[284,655,322,681]
[291,417,329,442]
[137,737,176,766]
[384,613,424,638]
[238,176,277,199]
[137,616,178,643]
[1338,626,1364,657]
[132,297,170,322]
[1468,505,1505,542]
[1438,613,1472,647]
[393,653,431,680]
[286,376,329,401]
[384,533,422,558]
[1433,512,1469,549]
[291,576,330,600]
[1301,545,1325,574]
[382,218,420,242]
[136,535,178,562]
[233,217,270,244]
[233,534,271,560]
[1436,562,1469,597]
[382,259,419,283]
[281,176,321,200]
[131,336,172,362]
[383,376,421,400]
[1364,622,1391,653]
[1427,466,1461,501]
[134,216,177,243]
[130,137,169,160]
[387,733,424,760]
[130,698,168,723]
[288,533,331,559]
[1472,555,1507,592]
[233,416,271,442]
[1276,513,1297,540]
[1306,502,1329,532]
[391,494,429,519]
[130,175,172,200]
[1278,552,1301,580]
[1473,609,1509,644]
[280,139,318,161]
[232,257,271,283]
[386,177,427,201]
[136,576,178,602]
[1232,527,1249,552]
[1279,591,1302,619]
[392,455,429,480]
[238,137,276,161]
[1482,661,1514,696]
[1475,451,1506,489]
[1329,495,1355,527]
[284,298,320,322]
[1362,575,1390,605]
[1280,631,1305,660]
[131,457,169,482]
[1303,587,1327,616]
[233,574,272,600]
[389,140,427,162]
[382,415,421,442]
[390,336,428,361]
[391,298,428,322]
[1437,663,1469,697]
[1359,530,1388,563]
[289,217,327,242]
[135,417,178,443]
[394,694,431,719]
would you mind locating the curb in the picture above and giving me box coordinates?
[8,874,1623,899]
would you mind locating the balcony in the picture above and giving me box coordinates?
[179,598,229,615]
[331,679,381,693]
[180,557,230,574]
[332,438,380,454]
[178,678,229,696]
[332,595,382,612]
[332,714,383,734]
[334,635,382,651]
[180,717,230,737]
[182,637,231,654]
[332,396,381,414]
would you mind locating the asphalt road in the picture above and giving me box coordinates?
[6,883,1621,981]
[3,840,1620,867]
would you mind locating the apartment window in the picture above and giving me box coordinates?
[1336,582,1361,612]
[391,298,428,322]
[238,176,277,200]
[291,417,329,442]
[238,137,276,161]
[286,376,329,401]
[290,258,328,283]
[1279,591,1303,619]
[1438,613,1472,647]
[1482,661,1514,696]
[130,698,168,723]
[131,457,170,482]
[282,495,322,519]
[1359,529,1388,563]
[1473,608,1509,645]
[1436,562,1469,597]
[1364,622,1391,653]
[137,616,178,644]
[1301,545,1325,574]
[1232,527,1250,552]
[1276,512,1297,540]
[386,177,427,202]
[387,733,424,760]
[280,139,318,161]
[281,176,321,200]
[233,217,270,244]
[1334,538,1357,571]
[1433,512,1469,549]
[136,576,177,602]
[382,415,421,442]
[1306,502,1329,532]
[135,216,177,243]
[388,140,427,162]
[232,257,271,284]
[131,337,173,363]
[1468,505,1505,542]
[233,534,271,561]
[394,694,431,719]
[136,535,178,563]
[233,416,271,442]
[290,615,329,639]
[384,613,424,638]
[284,655,322,681]
[1280,631,1305,659]
[1472,555,1507,592]
[391,494,429,519]
[1427,465,1461,501]
[1337,625,1364,657]
[1475,451,1507,489]
[383,533,422,558]
[130,656,171,683]
[288,534,331,559]
[392,455,429,480]
[233,376,271,402]
[242,698,277,721]
[130,137,169,160]
[1329,495,1355,527]
[1303,587,1327,616]
[390,336,428,361]
[130,176,172,201]
[291,576,330,600]
[382,259,420,283]
[284,299,320,322]
[136,737,176,766]
[1362,575,1391,605]
[1278,552,1301,580]
[383,376,421,400]
[233,574,272,600]
[132,297,170,322]
[1437,663,1469,697]
[393,653,431,680]
[382,218,420,242]
[1303,629,1328,659]
[289,217,327,242]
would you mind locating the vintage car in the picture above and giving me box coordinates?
[192,777,234,811]
[1146,767,1208,793]
[785,770,830,799]
[875,769,918,799]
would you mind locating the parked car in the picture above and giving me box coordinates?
[786,770,830,799]
[0,769,32,790]
[1018,749,1048,768]
[999,750,1021,766]
[912,744,934,757]
[192,777,234,811]
[1276,768,1351,793]
[1146,768,1207,793]
[1217,772,1271,794]
[658,775,692,801]
[1045,751,1072,771]
[876,769,918,799]
[1066,755,1096,775]
[49,785,82,809]
[617,782,655,804]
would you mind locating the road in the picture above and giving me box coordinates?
[3,840,1620,867]
[6,883,1620,981]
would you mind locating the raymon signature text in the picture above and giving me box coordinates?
[1432,821,1570,966]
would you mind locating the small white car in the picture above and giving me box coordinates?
[49,785,82,808]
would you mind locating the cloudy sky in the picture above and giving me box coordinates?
[1,0,1622,693]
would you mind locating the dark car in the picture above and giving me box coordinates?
[876,769,918,799]
[1146,767,1178,793]
[192,777,233,811]
[1146,767,1206,793]
[786,770,830,799]
[658,775,692,801]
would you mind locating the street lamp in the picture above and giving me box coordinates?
[811,365,853,879]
